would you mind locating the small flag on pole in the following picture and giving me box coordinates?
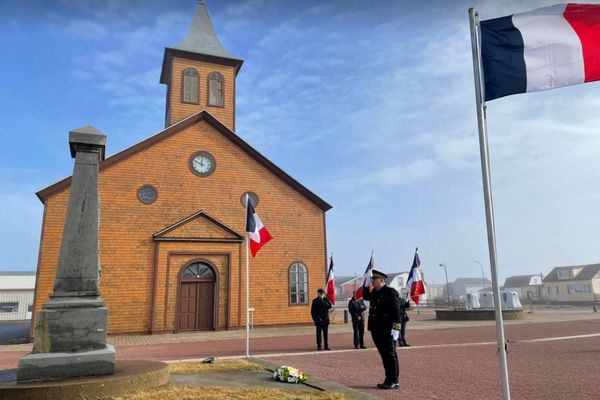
[406,248,425,305]
[480,3,600,101]
[245,201,272,257]
[355,253,374,301]
[326,256,335,305]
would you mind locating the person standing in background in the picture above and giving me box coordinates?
[398,296,410,347]
[348,291,367,349]
[311,288,332,351]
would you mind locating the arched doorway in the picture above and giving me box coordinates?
[177,261,216,331]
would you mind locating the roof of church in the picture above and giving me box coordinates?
[36,110,332,212]
[171,0,240,61]
[160,1,243,82]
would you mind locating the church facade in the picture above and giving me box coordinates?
[32,2,331,335]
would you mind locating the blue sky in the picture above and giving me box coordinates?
[1,0,600,287]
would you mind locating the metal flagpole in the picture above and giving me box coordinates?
[469,8,511,400]
[245,194,250,358]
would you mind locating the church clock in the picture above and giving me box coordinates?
[189,151,216,177]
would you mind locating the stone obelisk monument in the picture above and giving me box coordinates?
[17,126,115,381]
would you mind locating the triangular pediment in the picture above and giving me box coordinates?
[153,210,243,243]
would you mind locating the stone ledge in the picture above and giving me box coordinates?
[0,360,169,400]
[435,309,524,321]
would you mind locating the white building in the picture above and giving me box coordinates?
[0,272,36,320]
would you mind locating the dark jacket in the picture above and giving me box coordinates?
[399,297,410,322]
[311,296,332,326]
[363,285,402,332]
[348,297,366,323]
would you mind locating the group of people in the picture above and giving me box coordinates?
[310,269,411,390]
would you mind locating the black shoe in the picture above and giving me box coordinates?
[317,346,322,351]
[354,346,359,349]
[398,342,405,347]
[324,347,330,351]
[360,345,367,349]
[377,382,399,390]
[403,343,410,347]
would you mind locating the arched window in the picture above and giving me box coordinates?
[182,68,199,104]
[289,262,308,304]
[208,72,224,107]
[182,262,215,280]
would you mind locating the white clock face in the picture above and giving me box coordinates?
[190,151,216,176]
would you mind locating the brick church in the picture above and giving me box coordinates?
[32,1,331,335]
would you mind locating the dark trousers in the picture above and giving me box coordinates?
[400,319,408,344]
[371,329,399,385]
[316,323,329,347]
[352,320,364,348]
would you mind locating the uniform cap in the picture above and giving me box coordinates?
[372,269,388,279]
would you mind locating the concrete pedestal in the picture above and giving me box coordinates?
[17,345,115,382]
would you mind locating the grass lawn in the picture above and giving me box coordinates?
[103,359,353,400]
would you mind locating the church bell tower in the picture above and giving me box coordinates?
[160,0,243,131]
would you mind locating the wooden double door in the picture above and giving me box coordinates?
[177,262,216,331]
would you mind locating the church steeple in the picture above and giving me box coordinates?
[160,0,243,130]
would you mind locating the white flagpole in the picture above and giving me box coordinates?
[245,194,250,358]
[469,8,511,400]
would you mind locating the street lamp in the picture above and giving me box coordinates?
[439,262,450,304]
[474,260,486,289]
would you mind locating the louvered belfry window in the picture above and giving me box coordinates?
[208,72,224,106]
[183,68,200,104]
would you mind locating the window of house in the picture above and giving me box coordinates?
[557,269,572,279]
[208,72,224,107]
[183,68,200,104]
[289,262,308,304]
[0,302,18,313]
[27,304,33,312]
[567,284,591,294]
[547,286,559,295]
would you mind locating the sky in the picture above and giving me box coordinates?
[1,0,599,287]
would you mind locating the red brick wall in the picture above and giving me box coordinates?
[34,120,327,334]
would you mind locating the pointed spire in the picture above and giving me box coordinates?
[171,0,240,61]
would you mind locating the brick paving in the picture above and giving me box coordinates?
[0,308,598,399]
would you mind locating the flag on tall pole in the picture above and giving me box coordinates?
[355,252,374,301]
[406,248,425,305]
[326,255,335,305]
[245,201,272,257]
[480,3,600,101]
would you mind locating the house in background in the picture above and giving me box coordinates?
[450,277,492,299]
[543,263,600,304]
[386,272,409,295]
[0,272,35,321]
[503,274,543,301]
[335,276,358,301]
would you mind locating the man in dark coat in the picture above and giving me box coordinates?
[311,288,332,351]
[363,269,402,390]
[398,296,410,347]
[348,291,367,349]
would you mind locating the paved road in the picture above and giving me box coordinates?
[1,311,598,399]
[0,321,30,345]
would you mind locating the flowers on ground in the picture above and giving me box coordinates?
[273,365,308,384]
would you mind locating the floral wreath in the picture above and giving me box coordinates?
[273,365,308,384]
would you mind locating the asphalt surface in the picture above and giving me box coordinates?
[0,311,598,399]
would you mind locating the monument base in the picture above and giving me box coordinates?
[16,345,115,382]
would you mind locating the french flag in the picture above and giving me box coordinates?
[245,201,272,257]
[326,256,335,305]
[406,249,425,305]
[481,3,600,101]
[355,254,374,301]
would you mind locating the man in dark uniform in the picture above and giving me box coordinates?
[348,291,367,349]
[398,296,410,347]
[363,269,402,390]
[311,288,332,351]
